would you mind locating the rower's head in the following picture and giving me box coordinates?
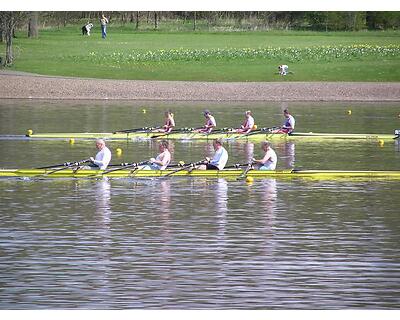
[245,110,252,117]
[261,141,271,151]
[213,138,223,150]
[165,110,174,117]
[159,140,169,151]
[283,109,290,117]
[203,110,211,117]
[95,139,106,150]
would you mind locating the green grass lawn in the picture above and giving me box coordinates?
[2,26,400,81]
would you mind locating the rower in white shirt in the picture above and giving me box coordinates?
[252,141,277,170]
[142,140,171,170]
[272,109,295,134]
[195,110,217,133]
[89,139,112,170]
[198,138,228,170]
[236,110,255,134]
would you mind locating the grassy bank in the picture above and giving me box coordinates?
[2,26,400,81]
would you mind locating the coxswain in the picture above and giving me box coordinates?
[252,141,277,170]
[199,138,228,170]
[195,110,217,133]
[143,140,171,170]
[88,139,112,170]
[236,110,255,134]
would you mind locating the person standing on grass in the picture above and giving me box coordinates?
[100,14,109,39]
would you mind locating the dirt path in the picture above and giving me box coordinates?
[0,70,399,101]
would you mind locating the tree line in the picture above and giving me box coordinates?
[1,11,399,66]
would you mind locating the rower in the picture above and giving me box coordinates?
[195,110,217,133]
[143,140,171,170]
[153,111,175,133]
[199,138,228,170]
[88,139,112,170]
[252,141,277,170]
[236,110,255,134]
[275,109,295,134]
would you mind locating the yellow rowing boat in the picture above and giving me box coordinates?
[25,129,398,142]
[1,168,400,180]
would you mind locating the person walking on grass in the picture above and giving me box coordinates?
[100,14,109,39]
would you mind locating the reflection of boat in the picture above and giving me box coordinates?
[2,168,400,180]
[24,130,398,141]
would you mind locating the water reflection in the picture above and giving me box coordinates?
[160,179,171,242]
[215,179,228,240]
[275,142,295,169]
[242,142,254,163]
[94,178,112,228]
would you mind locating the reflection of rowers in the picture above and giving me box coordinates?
[236,110,256,134]
[194,110,216,133]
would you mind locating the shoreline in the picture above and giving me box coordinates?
[1,71,399,101]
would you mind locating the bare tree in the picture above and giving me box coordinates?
[28,11,39,38]
[154,12,158,30]
[0,12,26,66]
[135,11,140,30]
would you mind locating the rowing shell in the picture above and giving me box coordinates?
[24,131,397,142]
[1,169,400,180]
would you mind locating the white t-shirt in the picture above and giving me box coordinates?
[210,146,228,170]
[245,115,255,129]
[279,65,288,75]
[260,148,277,170]
[154,149,171,170]
[206,115,217,127]
[283,114,295,131]
[93,146,112,170]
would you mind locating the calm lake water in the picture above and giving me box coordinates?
[1,99,400,309]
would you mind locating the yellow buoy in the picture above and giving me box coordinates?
[26,129,33,136]
[116,147,123,155]
[69,138,75,145]
[253,124,258,130]
[379,140,384,147]
[348,110,352,115]
[246,176,254,184]
[142,108,146,114]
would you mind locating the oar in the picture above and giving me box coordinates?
[232,126,281,140]
[236,161,254,180]
[207,128,235,134]
[224,163,249,169]
[113,127,160,134]
[161,159,207,178]
[41,158,91,176]
[113,127,148,134]
[101,160,149,175]
[36,161,76,169]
